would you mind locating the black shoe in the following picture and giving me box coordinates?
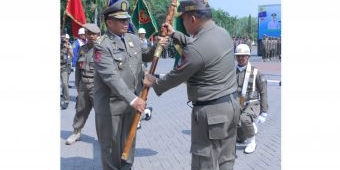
[68,85,73,88]
[61,103,69,110]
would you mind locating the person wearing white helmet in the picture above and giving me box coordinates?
[60,32,74,110]
[138,27,146,34]
[137,27,152,67]
[235,44,269,154]
[64,33,74,87]
[136,27,153,129]
[71,27,88,75]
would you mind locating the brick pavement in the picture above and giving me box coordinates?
[61,56,281,170]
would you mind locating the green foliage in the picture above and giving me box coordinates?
[61,0,259,39]
[211,9,257,40]
[247,15,252,36]
[143,0,167,33]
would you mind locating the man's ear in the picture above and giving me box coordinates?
[191,15,196,23]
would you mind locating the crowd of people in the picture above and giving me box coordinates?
[259,35,281,62]
[233,36,253,53]
[61,0,274,169]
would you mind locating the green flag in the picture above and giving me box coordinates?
[173,0,187,36]
[131,0,158,39]
[172,0,187,69]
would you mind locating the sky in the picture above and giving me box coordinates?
[209,0,281,17]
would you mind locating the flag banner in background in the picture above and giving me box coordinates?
[131,0,158,39]
[172,0,187,69]
[65,0,86,38]
[173,0,187,36]
[107,0,117,6]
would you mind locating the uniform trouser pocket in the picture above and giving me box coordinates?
[207,114,229,139]
[191,143,213,170]
[191,102,238,170]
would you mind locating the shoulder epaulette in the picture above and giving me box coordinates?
[96,35,107,44]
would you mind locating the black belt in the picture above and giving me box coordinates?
[192,92,237,107]
[82,76,94,78]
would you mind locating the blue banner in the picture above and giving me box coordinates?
[258,4,281,39]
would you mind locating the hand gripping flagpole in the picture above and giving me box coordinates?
[121,0,178,161]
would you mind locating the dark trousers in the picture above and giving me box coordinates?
[95,108,136,170]
[73,82,94,132]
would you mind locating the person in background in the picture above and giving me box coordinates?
[71,27,88,87]
[136,27,153,129]
[65,23,101,145]
[267,13,280,30]
[65,34,73,79]
[234,44,269,154]
[60,32,74,110]
[138,27,152,68]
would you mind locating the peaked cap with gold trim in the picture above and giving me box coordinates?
[177,0,211,17]
[103,0,130,19]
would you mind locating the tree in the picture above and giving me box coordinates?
[60,0,259,40]
[247,14,252,37]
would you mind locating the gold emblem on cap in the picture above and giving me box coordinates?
[128,41,134,48]
[121,2,127,11]
[185,6,196,11]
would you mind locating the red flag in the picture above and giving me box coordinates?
[65,0,86,38]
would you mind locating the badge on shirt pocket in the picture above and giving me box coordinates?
[128,41,134,48]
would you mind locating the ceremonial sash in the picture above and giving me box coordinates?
[252,68,258,92]
[241,62,252,97]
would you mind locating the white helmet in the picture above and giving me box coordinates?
[235,44,251,56]
[138,28,146,34]
[78,28,85,35]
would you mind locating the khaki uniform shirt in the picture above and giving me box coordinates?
[60,45,68,70]
[236,65,268,112]
[93,31,154,116]
[153,21,237,102]
[75,44,95,88]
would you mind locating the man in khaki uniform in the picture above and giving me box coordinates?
[65,23,101,145]
[235,44,268,154]
[93,1,168,169]
[144,0,240,169]
[60,32,73,110]
[264,36,270,61]
[260,35,267,62]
